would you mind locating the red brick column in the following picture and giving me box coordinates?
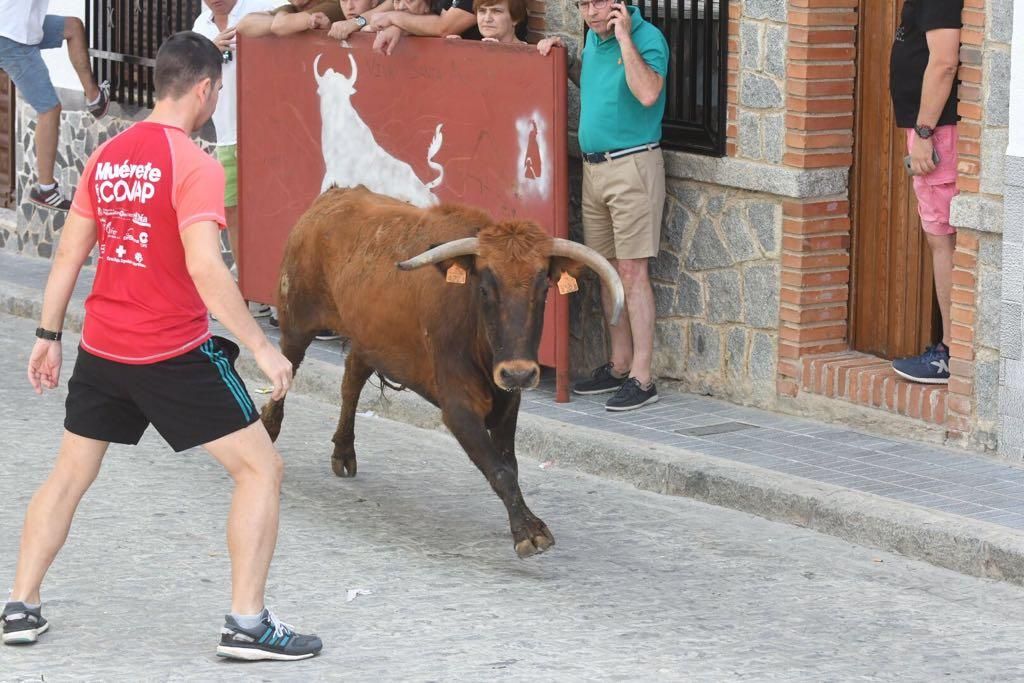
[946,232,979,436]
[783,0,857,169]
[726,0,740,156]
[776,197,851,397]
[955,0,986,193]
[776,1,857,397]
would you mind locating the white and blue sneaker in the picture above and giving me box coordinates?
[217,608,322,661]
[2,602,49,645]
[892,343,951,384]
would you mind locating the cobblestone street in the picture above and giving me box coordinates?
[3,312,1024,681]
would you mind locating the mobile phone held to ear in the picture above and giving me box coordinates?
[904,149,941,176]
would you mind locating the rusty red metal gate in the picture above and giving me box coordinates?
[236,33,570,400]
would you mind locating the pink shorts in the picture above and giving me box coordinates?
[906,125,959,236]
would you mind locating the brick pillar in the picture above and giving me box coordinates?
[783,0,857,169]
[777,198,851,380]
[775,1,857,398]
[947,231,980,436]
[956,0,986,193]
[726,0,740,156]
[946,0,990,443]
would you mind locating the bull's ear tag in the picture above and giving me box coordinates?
[446,264,467,284]
[557,271,578,295]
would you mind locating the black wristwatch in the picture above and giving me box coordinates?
[353,15,367,28]
[914,124,934,140]
[35,327,62,341]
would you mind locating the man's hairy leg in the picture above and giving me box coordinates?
[9,431,109,604]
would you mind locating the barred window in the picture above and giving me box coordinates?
[637,0,727,156]
[87,1,205,109]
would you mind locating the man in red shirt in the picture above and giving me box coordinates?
[2,32,322,661]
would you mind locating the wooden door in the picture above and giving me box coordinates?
[0,73,14,209]
[849,0,939,359]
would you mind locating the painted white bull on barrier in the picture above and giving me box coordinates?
[314,53,444,207]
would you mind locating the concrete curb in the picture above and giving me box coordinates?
[5,285,1024,587]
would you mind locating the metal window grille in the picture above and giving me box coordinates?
[87,0,204,109]
[636,0,728,156]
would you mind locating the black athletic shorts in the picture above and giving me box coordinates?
[65,336,260,452]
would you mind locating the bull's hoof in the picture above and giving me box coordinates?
[331,453,357,478]
[513,521,555,558]
[260,403,283,443]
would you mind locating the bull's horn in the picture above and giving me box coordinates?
[346,53,358,86]
[551,239,625,326]
[397,237,479,270]
[313,53,325,85]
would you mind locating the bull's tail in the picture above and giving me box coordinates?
[424,123,444,190]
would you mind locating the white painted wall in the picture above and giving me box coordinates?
[40,0,86,92]
[1010,0,1024,157]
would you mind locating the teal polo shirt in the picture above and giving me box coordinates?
[578,5,669,154]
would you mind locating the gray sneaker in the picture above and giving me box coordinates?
[217,608,322,661]
[2,602,49,645]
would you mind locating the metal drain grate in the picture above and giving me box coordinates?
[675,422,759,437]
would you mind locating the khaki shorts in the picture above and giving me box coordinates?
[215,144,238,208]
[582,147,665,260]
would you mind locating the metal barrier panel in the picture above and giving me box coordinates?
[237,33,570,400]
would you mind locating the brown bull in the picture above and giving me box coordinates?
[261,186,623,558]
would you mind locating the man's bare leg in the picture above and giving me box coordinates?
[602,257,633,375]
[203,421,283,615]
[35,106,61,187]
[9,432,109,604]
[615,257,656,386]
[926,232,956,347]
[63,17,99,102]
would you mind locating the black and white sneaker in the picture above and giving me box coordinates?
[314,330,341,341]
[249,302,272,318]
[2,602,49,645]
[29,183,72,212]
[88,80,110,119]
[217,608,322,661]
[573,362,628,395]
[605,378,659,412]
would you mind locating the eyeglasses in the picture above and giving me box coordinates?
[577,0,611,10]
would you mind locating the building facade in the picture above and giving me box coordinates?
[1,0,1021,455]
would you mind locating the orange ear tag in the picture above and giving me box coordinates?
[557,271,579,294]
[446,264,467,284]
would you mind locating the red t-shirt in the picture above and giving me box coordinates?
[71,122,227,364]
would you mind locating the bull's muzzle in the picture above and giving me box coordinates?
[493,361,541,391]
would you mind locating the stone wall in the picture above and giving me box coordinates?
[568,158,785,402]
[999,157,1024,457]
[731,0,786,164]
[4,93,219,263]
[945,0,1014,451]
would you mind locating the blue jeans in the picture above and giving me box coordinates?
[0,16,67,113]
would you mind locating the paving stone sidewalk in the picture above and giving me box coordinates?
[3,312,1024,680]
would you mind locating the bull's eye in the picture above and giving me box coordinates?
[479,285,488,298]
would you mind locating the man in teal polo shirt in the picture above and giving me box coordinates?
[538,1,668,411]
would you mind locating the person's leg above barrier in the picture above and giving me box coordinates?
[51,16,107,117]
[0,36,70,210]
